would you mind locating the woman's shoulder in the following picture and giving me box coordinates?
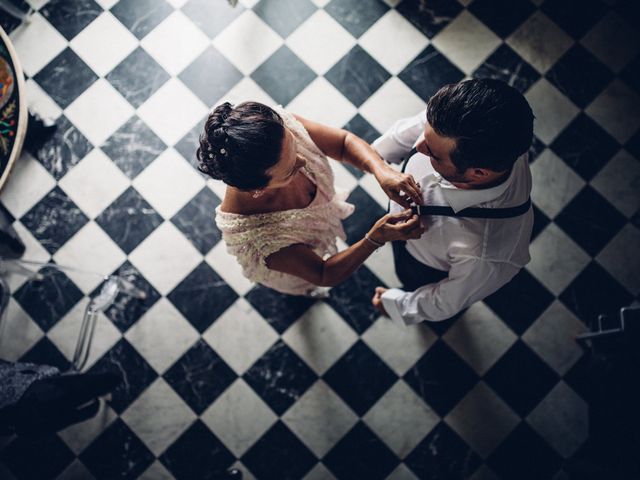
[274,106,319,151]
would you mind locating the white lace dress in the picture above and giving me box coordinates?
[215,107,355,296]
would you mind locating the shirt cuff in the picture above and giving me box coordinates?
[381,288,408,329]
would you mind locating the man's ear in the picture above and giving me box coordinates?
[470,168,491,179]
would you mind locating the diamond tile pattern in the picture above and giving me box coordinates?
[1,1,638,479]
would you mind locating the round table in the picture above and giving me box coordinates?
[0,25,27,192]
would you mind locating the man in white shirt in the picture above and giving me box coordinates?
[371,79,535,327]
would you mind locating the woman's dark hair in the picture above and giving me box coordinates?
[426,79,534,173]
[197,101,285,190]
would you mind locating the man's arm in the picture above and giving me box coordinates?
[380,257,521,326]
[372,111,427,164]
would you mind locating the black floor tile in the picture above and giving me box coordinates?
[106,47,171,109]
[163,339,237,414]
[95,187,164,253]
[403,340,478,417]
[167,262,238,333]
[325,45,390,107]
[323,340,398,416]
[243,340,317,415]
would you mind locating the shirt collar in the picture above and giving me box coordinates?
[439,153,527,213]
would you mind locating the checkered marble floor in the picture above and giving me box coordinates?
[0,0,638,478]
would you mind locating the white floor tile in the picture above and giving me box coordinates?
[213,10,283,75]
[363,380,439,458]
[121,378,197,456]
[47,298,121,369]
[286,10,355,75]
[70,11,137,76]
[56,460,96,480]
[530,149,585,219]
[203,298,278,375]
[282,380,358,457]
[444,382,520,459]
[286,77,357,127]
[303,463,337,480]
[64,79,134,146]
[52,221,127,294]
[218,77,275,108]
[205,241,254,296]
[364,241,402,289]
[10,12,66,77]
[24,78,64,120]
[137,78,208,146]
[443,303,519,375]
[138,461,175,480]
[125,298,199,373]
[528,223,590,296]
[201,378,278,457]
[0,152,56,219]
[360,77,426,134]
[432,11,501,75]
[506,11,573,74]
[359,10,428,75]
[282,301,358,375]
[59,148,130,219]
[596,224,640,295]
[132,148,205,219]
[522,301,586,376]
[385,463,420,480]
[140,10,209,75]
[4,222,51,292]
[527,381,588,458]
[362,316,437,376]
[525,78,579,144]
[586,79,640,144]
[128,222,202,295]
[0,298,43,361]
[581,11,640,73]
[591,150,640,218]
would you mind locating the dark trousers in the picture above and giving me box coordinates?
[392,240,448,291]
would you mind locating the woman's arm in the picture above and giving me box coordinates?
[294,114,422,207]
[266,240,377,287]
[265,210,424,287]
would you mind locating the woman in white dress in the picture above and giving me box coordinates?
[198,101,424,296]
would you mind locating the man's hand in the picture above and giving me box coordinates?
[374,166,422,208]
[372,287,389,316]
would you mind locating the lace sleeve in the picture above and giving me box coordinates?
[216,211,315,282]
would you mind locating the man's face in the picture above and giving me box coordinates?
[415,123,468,184]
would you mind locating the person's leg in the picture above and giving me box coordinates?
[392,240,448,291]
[8,372,121,434]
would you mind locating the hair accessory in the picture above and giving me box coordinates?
[208,153,214,159]
[220,148,226,155]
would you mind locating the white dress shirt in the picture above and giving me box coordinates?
[372,111,534,326]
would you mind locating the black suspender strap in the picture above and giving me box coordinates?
[400,148,418,173]
[411,198,531,219]
[400,148,532,220]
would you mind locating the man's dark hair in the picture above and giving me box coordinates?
[426,79,534,173]
[197,101,285,190]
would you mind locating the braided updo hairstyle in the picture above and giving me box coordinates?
[197,101,285,191]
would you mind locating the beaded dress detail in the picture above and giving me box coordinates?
[215,107,354,296]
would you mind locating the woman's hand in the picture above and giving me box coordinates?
[374,166,422,208]
[367,209,425,245]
